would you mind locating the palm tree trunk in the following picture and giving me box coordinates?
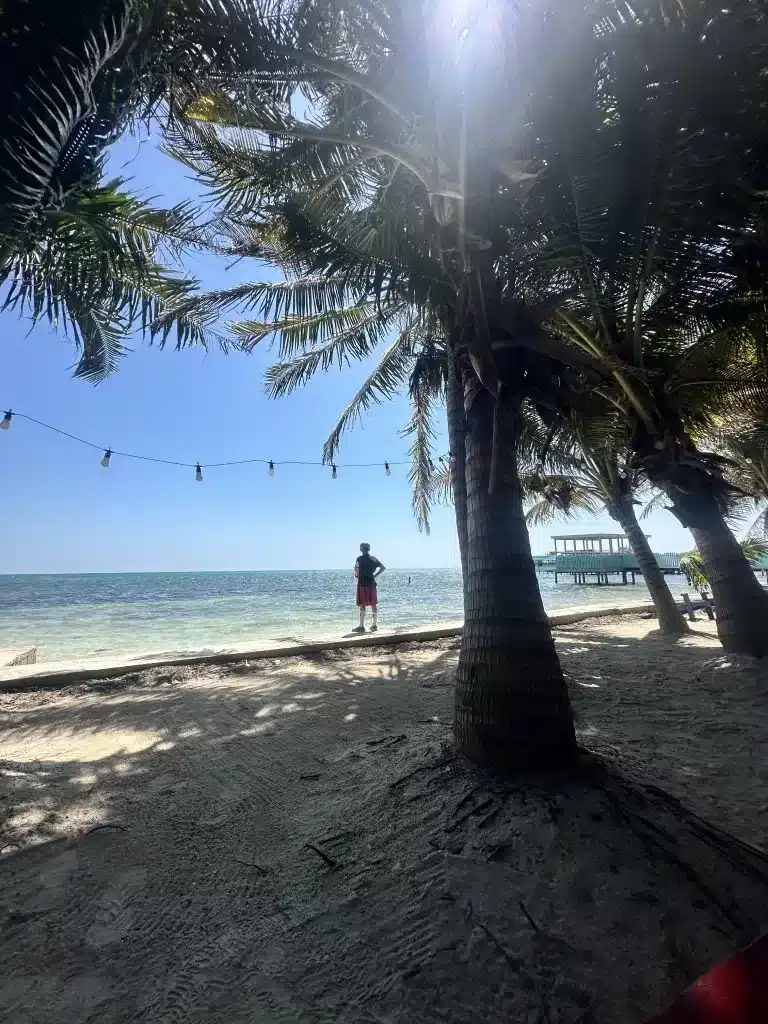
[454,383,576,770]
[445,350,468,582]
[670,487,768,656]
[609,497,689,636]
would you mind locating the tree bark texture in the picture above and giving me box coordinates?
[453,383,577,770]
[609,497,689,636]
[445,349,468,584]
[668,486,768,656]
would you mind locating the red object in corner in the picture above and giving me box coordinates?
[647,933,768,1024]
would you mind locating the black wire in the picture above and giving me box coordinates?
[3,408,447,470]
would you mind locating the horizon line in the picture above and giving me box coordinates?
[0,566,464,577]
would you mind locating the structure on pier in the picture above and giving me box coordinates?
[553,533,634,555]
[535,533,681,584]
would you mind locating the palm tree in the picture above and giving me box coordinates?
[161,8,589,768]
[606,330,768,655]
[426,402,690,635]
[153,225,581,770]
[200,0,768,664]
[514,0,768,655]
[161,0,768,772]
[522,414,689,635]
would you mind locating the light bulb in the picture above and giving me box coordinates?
[332,464,337,479]
[268,461,275,477]
[385,462,391,476]
[195,463,203,482]
[101,449,112,468]
[0,410,12,430]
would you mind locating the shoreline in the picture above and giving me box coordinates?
[0,600,662,689]
[0,568,697,672]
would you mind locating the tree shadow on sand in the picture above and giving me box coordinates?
[1,634,768,1023]
[554,623,768,850]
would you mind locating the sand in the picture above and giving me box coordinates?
[1,615,768,1023]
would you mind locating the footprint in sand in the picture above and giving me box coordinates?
[19,849,80,913]
[85,868,147,948]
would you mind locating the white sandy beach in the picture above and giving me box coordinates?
[2,613,768,1023]
[0,602,661,687]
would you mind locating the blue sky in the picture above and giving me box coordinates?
[0,134,694,573]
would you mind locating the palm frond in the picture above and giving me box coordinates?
[427,464,453,508]
[746,505,768,542]
[523,477,602,527]
[0,178,228,379]
[322,317,422,463]
[72,307,128,384]
[262,306,400,396]
[234,298,403,356]
[639,490,670,521]
[0,6,132,234]
[403,358,440,535]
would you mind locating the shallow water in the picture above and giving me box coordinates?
[0,568,693,662]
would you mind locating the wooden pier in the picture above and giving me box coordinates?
[534,533,681,585]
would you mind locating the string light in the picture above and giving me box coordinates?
[0,405,448,481]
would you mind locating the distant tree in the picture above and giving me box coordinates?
[521,412,689,635]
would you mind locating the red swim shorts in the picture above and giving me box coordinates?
[356,585,377,608]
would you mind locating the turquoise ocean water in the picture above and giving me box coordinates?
[0,569,693,663]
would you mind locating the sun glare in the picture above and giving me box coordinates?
[430,0,498,66]
[446,0,475,18]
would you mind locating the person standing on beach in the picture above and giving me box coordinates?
[353,543,385,633]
